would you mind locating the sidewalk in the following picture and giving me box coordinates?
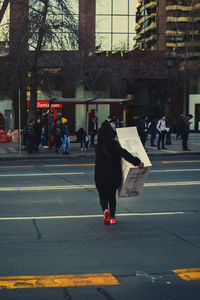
[0,133,199,161]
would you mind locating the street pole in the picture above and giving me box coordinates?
[18,88,22,156]
[165,53,173,145]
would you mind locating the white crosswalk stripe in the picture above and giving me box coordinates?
[0,181,199,191]
[0,211,185,221]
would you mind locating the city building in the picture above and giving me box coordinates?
[1,0,196,133]
[134,0,200,130]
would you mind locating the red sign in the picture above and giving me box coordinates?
[27,100,63,109]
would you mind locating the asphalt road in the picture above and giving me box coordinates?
[0,155,200,299]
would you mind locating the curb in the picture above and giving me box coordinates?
[0,151,200,161]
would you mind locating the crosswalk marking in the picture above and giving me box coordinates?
[0,273,119,290]
[0,169,199,177]
[0,211,185,221]
[0,172,85,177]
[0,181,199,192]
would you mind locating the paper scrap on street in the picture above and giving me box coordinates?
[116,126,152,197]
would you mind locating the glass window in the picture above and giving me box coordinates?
[129,34,135,49]
[68,0,79,15]
[96,33,111,50]
[112,33,128,50]
[95,0,137,51]
[113,0,128,15]
[0,2,10,45]
[96,16,111,33]
[29,0,78,51]
[96,0,112,14]
[130,0,138,15]
[113,16,128,33]
[129,16,135,33]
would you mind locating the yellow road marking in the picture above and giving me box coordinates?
[173,268,200,281]
[162,160,200,164]
[0,165,34,169]
[0,273,119,290]
[43,164,95,167]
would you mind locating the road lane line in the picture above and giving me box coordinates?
[0,172,85,177]
[145,181,200,187]
[173,268,200,281]
[0,181,199,192]
[162,160,200,164]
[151,169,200,173]
[0,212,185,221]
[0,184,95,191]
[0,273,119,290]
[43,164,95,167]
[0,169,200,177]
[0,165,34,169]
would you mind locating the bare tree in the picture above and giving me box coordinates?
[0,0,78,126]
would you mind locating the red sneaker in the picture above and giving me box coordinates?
[104,209,110,226]
[110,218,116,225]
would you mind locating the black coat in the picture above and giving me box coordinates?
[94,135,141,189]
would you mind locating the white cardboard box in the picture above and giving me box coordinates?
[116,126,152,197]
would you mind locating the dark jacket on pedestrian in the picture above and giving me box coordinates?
[95,127,141,188]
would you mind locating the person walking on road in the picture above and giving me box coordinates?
[156,115,167,150]
[94,117,144,226]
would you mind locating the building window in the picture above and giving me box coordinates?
[96,0,136,51]
[29,0,79,51]
[0,1,10,56]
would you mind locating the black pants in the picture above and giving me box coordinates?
[95,181,117,218]
[182,132,189,150]
[140,132,147,147]
[157,131,166,149]
[27,136,35,154]
[90,132,96,147]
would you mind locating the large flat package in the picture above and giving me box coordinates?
[116,126,152,197]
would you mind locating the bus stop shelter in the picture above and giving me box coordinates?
[49,97,133,132]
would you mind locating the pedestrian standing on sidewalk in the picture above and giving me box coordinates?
[61,117,70,155]
[94,117,144,226]
[89,116,98,148]
[149,117,157,147]
[180,114,193,151]
[156,115,167,150]
[54,119,62,153]
[34,117,42,152]
[25,119,36,154]
[77,128,89,151]
[137,115,150,148]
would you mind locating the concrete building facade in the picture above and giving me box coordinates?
[134,0,200,130]
[0,0,194,133]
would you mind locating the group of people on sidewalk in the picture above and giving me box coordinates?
[129,113,193,151]
[23,117,70,155]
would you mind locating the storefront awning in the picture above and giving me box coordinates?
[50,97,133,105]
